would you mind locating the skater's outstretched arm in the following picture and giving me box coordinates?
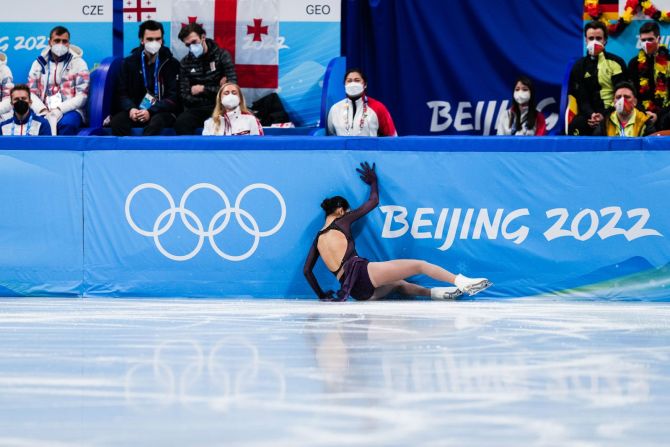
[340,162,378,225]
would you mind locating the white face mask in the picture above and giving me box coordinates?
[144,41,161,55]
[189,42,204,58]
[345,82,365,98]
[222,93,240,109]
[514,90,531,105]
[51,44,69,58]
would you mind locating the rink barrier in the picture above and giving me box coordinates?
[1,136,669,299]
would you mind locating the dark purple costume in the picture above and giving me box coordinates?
[303,171,379,301]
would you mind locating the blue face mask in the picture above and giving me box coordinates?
[189,42,204,58]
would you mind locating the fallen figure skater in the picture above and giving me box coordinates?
[303,162,492,301]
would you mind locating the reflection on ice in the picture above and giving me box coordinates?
[0,299,668,446]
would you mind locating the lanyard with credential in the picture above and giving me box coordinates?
[141,53,160,97]
[44,58,68,100]
[11,115,34,136]
[619,120,627,137]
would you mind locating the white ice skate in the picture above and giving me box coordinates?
[454,274,492,296]
[430,287,464,300]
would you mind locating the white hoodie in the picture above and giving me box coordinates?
[202,107,264,136]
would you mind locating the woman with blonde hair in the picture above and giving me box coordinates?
[202,82,263,135]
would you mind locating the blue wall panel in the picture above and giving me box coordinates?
[0,136,669,300]
[0,147,83,296]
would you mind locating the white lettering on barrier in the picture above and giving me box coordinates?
[380,206,662,251]
[381,206,530,251]
[427,97,558,135]
[543,207,662,242]
[0,35,49,52]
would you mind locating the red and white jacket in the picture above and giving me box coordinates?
[202,107,264,136]
[0,52,14,116]
[327,95,397,137]
[28,45,90,121]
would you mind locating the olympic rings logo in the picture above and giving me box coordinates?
[125,182,286,261]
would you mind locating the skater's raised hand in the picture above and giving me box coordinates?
[356,161,376,185]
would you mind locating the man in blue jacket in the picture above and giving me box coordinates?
[0,84,51,136]
[110,20,180,136]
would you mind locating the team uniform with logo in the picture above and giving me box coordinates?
[111,46,181,136]
[202,107,264,136]
[28,45,90,135]
[327,95,397,136]
[596,108,655,137]
[0,111,51,136]
[568,51,627,136]
[0,52,14,118]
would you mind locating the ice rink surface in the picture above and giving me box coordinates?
[1,298,669,447]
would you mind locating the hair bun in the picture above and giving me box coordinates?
[320,198,332,212]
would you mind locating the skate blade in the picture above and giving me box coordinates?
[464,280,492,296]
[432,289,464,300]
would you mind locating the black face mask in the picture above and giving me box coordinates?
[14,100,30,115]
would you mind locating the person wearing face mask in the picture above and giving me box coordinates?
[595,81,655,137]
[496,76,547,136]
[627,22,670,131]
[1,85,51,136]
[202,83,263,136]
[175,23,237,135]
[27,26,89,135]
[0,52,15,120]
[568,21,628,136]
[327,68,397,137]
[111,20,180,136]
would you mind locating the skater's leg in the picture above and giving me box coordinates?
[367,259,456,287]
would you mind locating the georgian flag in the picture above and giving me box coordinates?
[171,0,279,102]
[123,0,166,22]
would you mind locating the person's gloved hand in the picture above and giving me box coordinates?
[356,161,377,184]
[319,290,336,301]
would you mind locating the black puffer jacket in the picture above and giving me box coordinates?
[179,38,237,108]
[116,45,180,115]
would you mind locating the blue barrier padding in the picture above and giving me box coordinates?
[263,127,321,136]
[1,136,665,152]
[1,136,669,299]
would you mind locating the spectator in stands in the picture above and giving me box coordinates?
[202,83,263,135]
[27,26,89,135]
[568,21,628,136]
[327,68,397,136]
[0,52,14,119]
[0,84,51,136]
[175,23,237,135]
[111,20,180,136]
[595,81,655,136]
[628,21,669,131]
[496,76,547,136]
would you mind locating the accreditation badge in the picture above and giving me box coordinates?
[139,93,156,110]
